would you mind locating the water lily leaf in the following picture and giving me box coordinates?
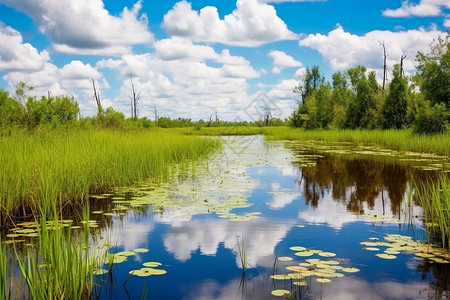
[141,268,167,275]
[376,254,396,260]
[134,248,149,253]
[286,266,307,272]
[364,247,380,251]
[341,267,360,273]
[93,268,108,275]
[316,278,331,283]
[293,280,308,286]
[278,256,293,262]
[270,274,291,280]
[295,250,314,257]
[318,252,336,257]
[305,259,321,264]
[143,262,162,267]
[290,246,306,252]
[271,289,290,297]
[115,251,136,257]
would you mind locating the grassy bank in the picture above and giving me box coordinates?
[264,127,450,156]
[0,128,219,218]
[178,126,266,136]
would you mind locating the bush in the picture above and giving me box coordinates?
[414,101,449,134]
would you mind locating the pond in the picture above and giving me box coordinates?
[86,135,449,300]
[5,135,450,299]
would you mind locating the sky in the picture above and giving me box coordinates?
[0,0,449,121]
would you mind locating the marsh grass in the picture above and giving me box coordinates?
[265,127,450,156]
[179,126,266,136]
[236,236,247,274]
[0,128,219,220]
[414,173,450,252]
[15,210,99,299]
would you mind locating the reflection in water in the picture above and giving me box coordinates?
[85,137,449,299]
[163,218,295,266]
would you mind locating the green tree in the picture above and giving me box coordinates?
[416,34,450,107]
[293,66,324,101]
[382,65,409,129]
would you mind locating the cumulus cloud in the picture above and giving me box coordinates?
[0,23,49,71]
[162,0,296,47]
[268,50,303,73]
[0,0,153,56]
[383,0,450,17]
[96,46,261,120]
[260,0,326,2]
[445,17,450,27]
[299,25,443,71]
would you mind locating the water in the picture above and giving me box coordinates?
[86,135,449,299]
[5,135,448,299]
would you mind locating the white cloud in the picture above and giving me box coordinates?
[59,60,102,80]
[162,0,296,47]
[0,0,153,56]
[260,0,326,2]
[445,17,450,27]
[267,79,298,101]
[0,23,49,71]
[299,25,443,71]
[383,0,450,17]
[154,37,219,61]
[95,44,262,120]
[268,50,303,73]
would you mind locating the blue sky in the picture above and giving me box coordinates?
[0,0,448,120]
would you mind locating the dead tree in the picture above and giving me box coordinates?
[400,55,407,77]
[379,41,388,94]
[206,114,213,127]
[92,79,102,114]
[129,74,141,118]
[153,103,158,122]
[263,104,272,127]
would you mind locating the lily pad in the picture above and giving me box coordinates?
[278,256,293,262]
[290,246,306,252]
[376,254,396,260]
[143,262,162,267]
[271,289,290,297]
[316,278,331,283]
[295,250,314,257]
[134,248,149,253]
[115,251,136,257]
[341,267,360,273]
[318,252,336,257]
[93,268,108,275]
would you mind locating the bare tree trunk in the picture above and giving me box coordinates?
[92,79,102,114]
[379,42,387,94]
[129,74,141,118]
[400,55,407,78]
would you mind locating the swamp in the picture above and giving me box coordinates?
[1,132,449,299]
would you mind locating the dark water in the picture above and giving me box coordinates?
[86,136,449,300]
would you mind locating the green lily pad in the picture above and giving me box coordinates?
[376,253,397,259]
[290,246,306,252]
[318,252,336,257]
[134,248,149,253]
[143,262,162,267]
[115,251,136,257]
[93,268,108,275]
[341,267,360,273]
[278,256,293,262]
[316,278,331,283]
[271,289,290,297]
[295,250,314,257]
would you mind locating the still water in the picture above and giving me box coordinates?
[90,135,449,300]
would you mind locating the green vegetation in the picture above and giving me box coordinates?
[16,215,99,299]
[0,128,219,219]
[414,173,450,252]
[0,238,6,300]
[265,127,450,156]
[290,33,450,134]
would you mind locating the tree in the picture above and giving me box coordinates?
[382,65,409,129]
[129,74,141,118]
[293,66,324,101]
[416,34,450,107]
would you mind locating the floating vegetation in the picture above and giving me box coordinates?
[360,234,450,263]
[271,289,290,297]
[134,248,149,253]
[278,256,293,262]
[129,262,167,277]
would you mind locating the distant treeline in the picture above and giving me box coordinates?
[289,34,450,134]
[0,82,285,132]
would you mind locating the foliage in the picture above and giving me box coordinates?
[416,34,450,107]
[26,95,80,127]
[382,65,409,129]
[414,101,449,134]
[0,129,220,217]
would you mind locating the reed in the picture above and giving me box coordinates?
[0,128,220,219]
[15,211,99,299]
[265,127,450,156]
[414,173,450,251]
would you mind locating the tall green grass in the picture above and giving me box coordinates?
[414,173,450,251]
[16,214,98,299]
[265,127,450,156]
[0,128,219,218]
[178,126,266,136]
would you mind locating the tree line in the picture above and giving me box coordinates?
[289,34,450,134]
